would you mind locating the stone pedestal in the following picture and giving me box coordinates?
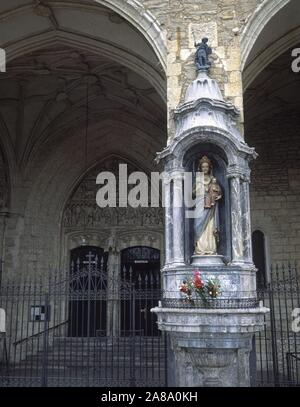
[191,255,224,266]
[153,262,268,386]
[152,305,268,387]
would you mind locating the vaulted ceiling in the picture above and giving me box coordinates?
[0,1,167,177]
[244,47,300,124]
[0,0,164,88]
[0,46,166,170]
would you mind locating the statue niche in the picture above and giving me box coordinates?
[192,155,224,265]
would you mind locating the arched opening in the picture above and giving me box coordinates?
[0,28,166,275]
[244,45,300,265]
[243,2,300,386]
[0,2,167,387]
[242,0,299,89]
[243,0,300,267]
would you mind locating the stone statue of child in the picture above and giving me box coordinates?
[204,177,222,208]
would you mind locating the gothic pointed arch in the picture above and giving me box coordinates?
[242,0,299,89]
[60,155,164,269]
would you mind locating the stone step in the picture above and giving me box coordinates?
[14,345,166,369]
[16,360,164,368]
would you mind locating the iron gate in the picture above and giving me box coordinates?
[0,252,167,387]
[255,263,300,386]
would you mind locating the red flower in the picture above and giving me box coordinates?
[180,282,189,294]
[193,271,204,289]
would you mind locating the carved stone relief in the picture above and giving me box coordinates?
[62,158,164,229]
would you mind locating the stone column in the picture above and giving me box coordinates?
[229,174,244,264]
[241,178,253,264]
[163,176,172,266]
[171,171,185,266]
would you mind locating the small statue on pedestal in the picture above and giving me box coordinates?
[194,38,212,72]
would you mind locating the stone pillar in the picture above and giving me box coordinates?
[241,178,253,264]
[229,174,244,264]
[171,171,185,266]
[163,176,172,266]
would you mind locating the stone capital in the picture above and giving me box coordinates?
[226,168,247,180]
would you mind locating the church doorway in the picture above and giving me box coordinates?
[68,246,108,337]
[120,247,161,336]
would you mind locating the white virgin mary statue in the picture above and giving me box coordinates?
[194,156,222,255]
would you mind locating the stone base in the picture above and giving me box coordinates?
[170,340,252,387]
[161,263,258,300]
[191,254,224,266]
[151,305,269,387]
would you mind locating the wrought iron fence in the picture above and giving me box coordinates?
[0,253,167,387]
[255,262,300,387]
[287,352,300,384]
[0,258,299,387]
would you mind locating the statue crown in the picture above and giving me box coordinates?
[199,156,212,167]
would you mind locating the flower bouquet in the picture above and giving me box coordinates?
[179,271,221,305]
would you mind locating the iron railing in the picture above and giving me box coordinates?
[287,352,300,385]
[0,259,299,387]
[255,262,300,387]
[0,252,167,387]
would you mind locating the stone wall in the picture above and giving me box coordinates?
[162,0,262,139]
[245,44,300,266]
[248,109,300,264]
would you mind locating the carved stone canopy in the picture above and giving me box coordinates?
[156,64,257,172]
